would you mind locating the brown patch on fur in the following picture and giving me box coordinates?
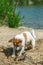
[9,38,22,47]
[13,39,22,46]
[23,33,27,42]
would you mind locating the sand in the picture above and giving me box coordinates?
[0,26,43,65]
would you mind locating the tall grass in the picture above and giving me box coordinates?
[7,12,20,28]
[0,0,21,28]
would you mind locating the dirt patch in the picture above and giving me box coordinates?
[0,26,43,65]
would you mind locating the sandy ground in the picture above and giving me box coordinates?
[0,26,43,65]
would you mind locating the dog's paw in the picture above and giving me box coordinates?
[12,55,16,60]
[12,55,15,57]
[17,55,25,61]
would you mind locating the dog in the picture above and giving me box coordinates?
[9,29,36,58]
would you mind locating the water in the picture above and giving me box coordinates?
[16,6,43,29]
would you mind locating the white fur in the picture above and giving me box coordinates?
[12,29,36,57]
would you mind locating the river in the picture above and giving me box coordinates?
[16,6,43,29]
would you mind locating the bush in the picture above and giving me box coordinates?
[0,0,21,28]
[7,12,20,28]
[0,0,5,19]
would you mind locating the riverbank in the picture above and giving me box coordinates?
[0,26,43,65]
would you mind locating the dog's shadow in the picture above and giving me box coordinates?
[2,46,32,58]
[2,42,32,58]
[2,47,13,58]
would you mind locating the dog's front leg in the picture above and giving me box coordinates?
[17,40,25,61]
[16,46,24,61]
[12,46,16,58]
[19,45,24,57]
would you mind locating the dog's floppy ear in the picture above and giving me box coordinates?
[8,37,15,43]
[8,39,13,42]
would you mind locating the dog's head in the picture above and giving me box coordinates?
[8,38,22,47]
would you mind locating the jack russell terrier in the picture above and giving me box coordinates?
[9,29,36,58]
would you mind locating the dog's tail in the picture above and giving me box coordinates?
[31,29,36,39]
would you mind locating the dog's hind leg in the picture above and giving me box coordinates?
[31,38,35,49]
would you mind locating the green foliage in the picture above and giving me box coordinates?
[0,0,5,19]
[0,0,21,28]
[7,12,20,28]
[15,0,43,5]
[19,0,25,5]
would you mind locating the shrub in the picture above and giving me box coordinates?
[0,0,21,27]
[7,12,20,28]
[0,0,5,19]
